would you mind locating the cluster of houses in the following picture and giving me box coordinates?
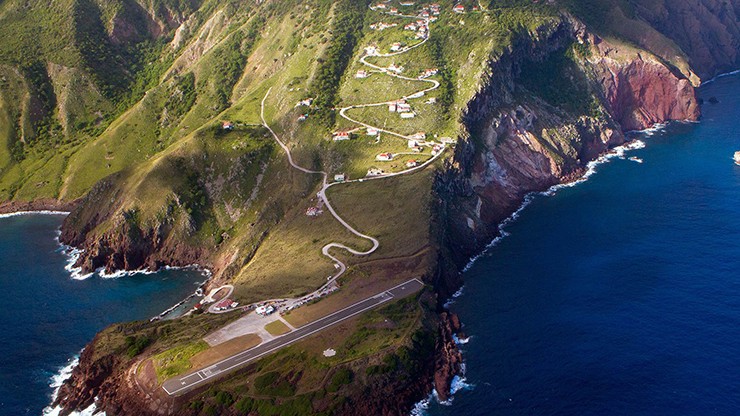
[331,128,382,141]
[371,3,400,14]
[389,99,411,113]
[417,3,441,20]
[431,143,444,155]
[403,18,429,39]
[388,99,415,118]
[452,3,480,13]
[214,298,239,312]
[369,21,398,31]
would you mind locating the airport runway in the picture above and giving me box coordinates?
[162,278,425,396]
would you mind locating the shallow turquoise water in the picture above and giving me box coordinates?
[0,214,204,415]
[428,73,740,415]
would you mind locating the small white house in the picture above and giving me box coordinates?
[355,70,370,79]
[367,127,379,136]
[400,112,416,119]
[376,152,394,161]
[334,174,347,182]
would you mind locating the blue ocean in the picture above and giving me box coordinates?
[428,73,740,415]
[0,214,203,415]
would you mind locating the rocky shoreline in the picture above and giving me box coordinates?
[0,199,78,215]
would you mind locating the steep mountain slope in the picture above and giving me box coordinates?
[0,0,737,415]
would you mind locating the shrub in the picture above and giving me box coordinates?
[327,367,353,392]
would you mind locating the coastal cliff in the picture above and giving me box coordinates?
[43,1,740,415]
[437,17,703,265]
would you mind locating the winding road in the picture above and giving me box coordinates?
[257,9,447,307]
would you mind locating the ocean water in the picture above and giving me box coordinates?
[428,73,740,415]
[0,214,204,415]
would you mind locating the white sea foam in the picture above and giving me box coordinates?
[48,355,79,399]
[443,285,464,308]
[409,393,433,416]
[97,267,157,279]
[0,210,69,219]
[701,69,740,86]
[41,354,108,416]
[453,334,471,345]
[60,246,94,280]
[449,373,474,396]
[44,401,104,416]
[410,362,475,413]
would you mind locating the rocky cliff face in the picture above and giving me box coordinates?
[59,175,210,275]
[437,17,703,265]
[588,36,701,131]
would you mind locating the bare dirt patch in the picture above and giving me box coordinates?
[190,334,262,370]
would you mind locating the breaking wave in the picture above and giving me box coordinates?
[0,210,69,219]
[42,353,106,416]
[443,286,464,308]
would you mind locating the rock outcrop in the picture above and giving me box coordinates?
[433,312,464,402]
[589,36,701,131]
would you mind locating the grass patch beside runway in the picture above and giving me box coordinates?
[265,320,292,336]
[153,340,210,383]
